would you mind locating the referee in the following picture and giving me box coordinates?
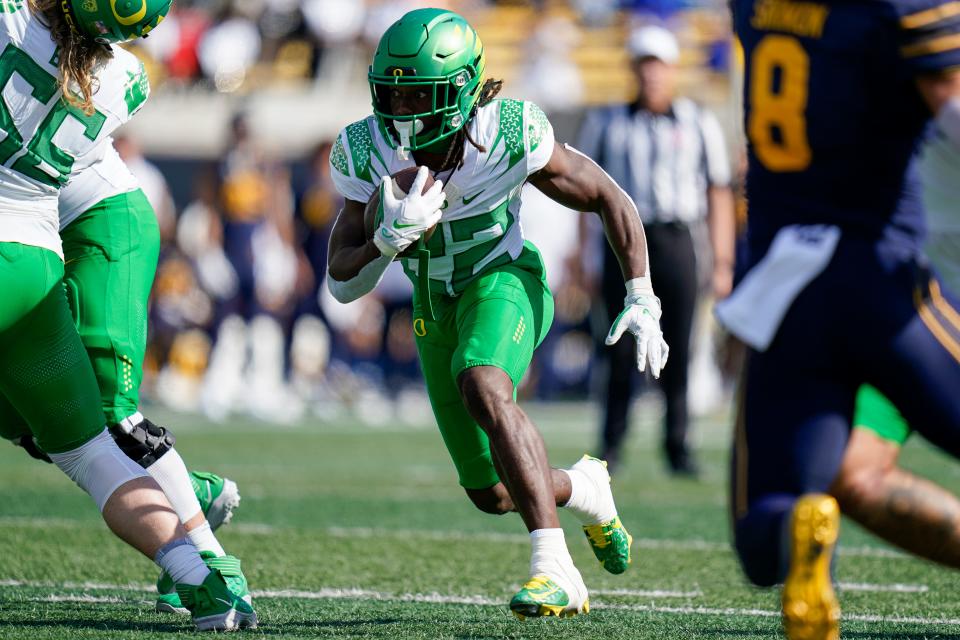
[577,25,736,475]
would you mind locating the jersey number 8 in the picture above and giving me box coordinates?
[748,35,812,173]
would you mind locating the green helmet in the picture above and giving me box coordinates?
[369,8,485,153]
[64,0,172,44]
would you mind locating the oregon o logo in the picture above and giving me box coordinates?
[393,68,404,77]
[413,318,427,337]
[110,0,146,25]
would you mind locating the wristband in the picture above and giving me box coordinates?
[625,275,655,302]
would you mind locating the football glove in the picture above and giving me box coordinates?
[373,166,445,258]
[606,292,670,378]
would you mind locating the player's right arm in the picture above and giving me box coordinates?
[327,167,443,303]
[327,198,382,283]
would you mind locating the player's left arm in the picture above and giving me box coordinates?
[529,142,648,281]
[529,141,669,377]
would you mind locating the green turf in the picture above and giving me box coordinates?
[1,403,959,638]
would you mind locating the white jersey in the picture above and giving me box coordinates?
[59,140,139,229]
[0,7,149,257]
[920,134,960,294]
[330,99,555,296]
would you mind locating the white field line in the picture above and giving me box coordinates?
[593,588,702,598]
[0,516,911,560]
[838,582,928,593]
[0,517,910,559]
[323,525,907,559]
[34,594,129,603]
[0,579,153,591]
[3,580,958,627]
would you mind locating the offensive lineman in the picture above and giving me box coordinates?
[0,0,255,629]
[327,8,668,618]
[0,137,254,614]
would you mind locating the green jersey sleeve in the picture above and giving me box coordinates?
[329,117,387,203]
[524,101,555,175]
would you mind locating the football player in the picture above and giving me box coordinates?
[0,137,253,614]
[326,8,668,619]
[0,0,255,629]
[718,0,960,637]
[831,125,960,568]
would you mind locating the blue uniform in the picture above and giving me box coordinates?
[730,0,960,586]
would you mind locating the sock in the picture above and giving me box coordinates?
[528,528,586,605]
[562,466,616,525]
[187,521,226,557]
[529,528,572,577]
[155,539,210,586]
[144,445,204,525]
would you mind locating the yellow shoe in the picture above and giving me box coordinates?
[782,494,840,640]
[509,575,589,620]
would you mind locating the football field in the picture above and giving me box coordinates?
[2,402,960,639]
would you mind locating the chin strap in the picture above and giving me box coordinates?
[393,119,424,160]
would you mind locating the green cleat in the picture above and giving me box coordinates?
[177,569,258,631]
[190,471,241,531]
[570,455,634,574]
[156,552,251,614]
[155,570,185,614]
[509,575,589,620]
[583,516,633,575]
[203,552,252,606]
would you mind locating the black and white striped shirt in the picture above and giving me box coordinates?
[576,98,730,225]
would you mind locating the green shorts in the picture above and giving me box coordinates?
[853,384,912,446]
[0,243,105,453]
[414,245,554,490]
[61,189,160,425]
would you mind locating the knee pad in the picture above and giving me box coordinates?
[49,429,148,511]
[110,413,176,469]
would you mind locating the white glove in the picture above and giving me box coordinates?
[372,166,445,258]
[605,279,670,378]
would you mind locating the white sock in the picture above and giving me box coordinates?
[145,446,204,525]
[528,529,587,606]
[187,521,226,557]
[562,465,617,525]
[530,528,571,573]
[154,539,210,586]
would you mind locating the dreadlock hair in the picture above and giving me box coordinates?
[462,78,504,155]
[29,0,112,115]
[435,78,505,173]
[477,78,503,108]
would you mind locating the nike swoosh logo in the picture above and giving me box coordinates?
[528,585,560,602]
[393,220,420,229]
[462,192,481,205]
[215,597,234,607]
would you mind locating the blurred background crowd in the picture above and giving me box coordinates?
[121,0,742,437]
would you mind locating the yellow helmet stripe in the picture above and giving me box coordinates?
[110,0,146,26]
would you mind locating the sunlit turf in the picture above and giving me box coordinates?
[1,401,959,639]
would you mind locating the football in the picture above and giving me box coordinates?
[364,166,439,258]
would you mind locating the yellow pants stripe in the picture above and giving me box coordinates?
[916,283,960,364]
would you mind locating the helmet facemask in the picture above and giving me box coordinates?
[370,66,479,159]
